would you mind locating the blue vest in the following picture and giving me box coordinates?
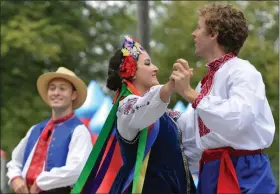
[22,116,83,171]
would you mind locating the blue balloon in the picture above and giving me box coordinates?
[75,80,105,119]
[89,96,113,134]
[173,101,186,113]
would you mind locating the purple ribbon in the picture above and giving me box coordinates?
[82,128,115,193]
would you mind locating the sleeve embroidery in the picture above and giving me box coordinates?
[118,97,151,115]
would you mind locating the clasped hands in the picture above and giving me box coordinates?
[11,177,40,194]
[169,59,198,103]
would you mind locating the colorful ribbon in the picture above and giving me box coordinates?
[71,81,156,194]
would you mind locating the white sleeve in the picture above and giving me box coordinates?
[36,125,93,191]
[117,85,170,141]
[6,126,34,185]
[195,68,270,138]
[177,106,202,173]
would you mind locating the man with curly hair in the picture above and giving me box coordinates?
[170,3,276,194]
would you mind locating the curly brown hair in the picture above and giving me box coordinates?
[199,4,248,55]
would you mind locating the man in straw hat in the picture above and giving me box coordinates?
[7,67,93,194]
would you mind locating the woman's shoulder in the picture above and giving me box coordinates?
[118,94,139,116]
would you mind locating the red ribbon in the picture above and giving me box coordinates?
[200,147,262,193]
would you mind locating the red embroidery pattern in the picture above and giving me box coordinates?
[192,53,236,137]
[122,98,138,115]
[198,117,210,137]
[167,109,181,122]
[25,113,74,188]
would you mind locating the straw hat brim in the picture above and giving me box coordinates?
[37,72,87,109]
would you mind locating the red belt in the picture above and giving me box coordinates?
[199,147,262,194]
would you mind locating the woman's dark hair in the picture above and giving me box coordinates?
[106,49,123,91]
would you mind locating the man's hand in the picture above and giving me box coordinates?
[11,177,29,194]
[170,59,199,102]
[30,182,41,194]
[170,59,193,96]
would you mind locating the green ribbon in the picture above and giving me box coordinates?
[132,127,148,193]
[71,82,149,194]
[71,84,129,193]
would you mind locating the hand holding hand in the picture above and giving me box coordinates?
[11,177,29,194]
[169,58,193,97]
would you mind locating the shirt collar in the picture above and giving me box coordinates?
[52,112,74,124]
[206,52,236,71]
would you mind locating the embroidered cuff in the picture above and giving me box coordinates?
[192,93,204,109]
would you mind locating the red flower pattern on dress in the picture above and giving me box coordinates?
[120,56,137,78]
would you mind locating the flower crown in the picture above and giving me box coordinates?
[120,36,144,79]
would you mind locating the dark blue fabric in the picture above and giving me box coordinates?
[197,153,276,194]
[109,113,190,194]
[22,116,82,171]
[121,119,160,193]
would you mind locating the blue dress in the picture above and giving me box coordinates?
[109,113,196,194]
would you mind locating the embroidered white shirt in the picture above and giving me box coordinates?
[180,57,275,152]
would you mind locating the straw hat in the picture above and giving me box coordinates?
[37,67,87,109]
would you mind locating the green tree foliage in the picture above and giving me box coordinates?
[1,0,136,157]
[1,1,278,191]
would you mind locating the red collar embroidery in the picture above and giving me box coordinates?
[207,52,236,72]
[192,52,236,137]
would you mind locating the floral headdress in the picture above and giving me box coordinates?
[120,36,144,78]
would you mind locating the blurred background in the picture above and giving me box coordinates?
[1,1,279,193]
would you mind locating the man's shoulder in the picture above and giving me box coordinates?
[223,57,264,86]
[226,57,258,73]
[64,116,86,130]
[25,119,51,136]
[33,117,84,130]
[228,57,251,66]
[72,116,84,124]
[32,118,51,129]
[70,117,92,137]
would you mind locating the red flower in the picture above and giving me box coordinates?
[120,56,137,78]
